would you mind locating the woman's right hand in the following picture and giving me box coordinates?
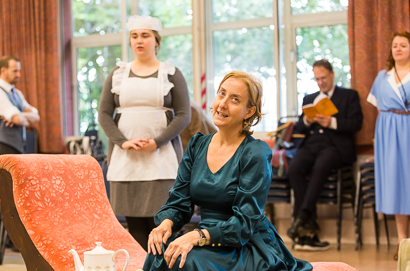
[147,219,173,255]
[121,139,149,151]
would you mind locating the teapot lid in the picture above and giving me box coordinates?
[84,242,113,255]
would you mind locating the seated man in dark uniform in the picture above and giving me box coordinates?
[287,59,363,251]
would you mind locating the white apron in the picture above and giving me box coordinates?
[107,61,179,181]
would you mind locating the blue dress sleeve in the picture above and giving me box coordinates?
[368,70,386,108]
[204,140,273,247]
[154,133,203,232]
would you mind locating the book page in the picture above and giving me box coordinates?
[302,94,338,118]
[315,97,338,116]
[302,104,320,119]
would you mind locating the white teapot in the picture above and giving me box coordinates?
[69,242,129,271]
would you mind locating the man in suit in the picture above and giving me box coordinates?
[287,59,363,251]
[0,55,40,251]
[0,55,40,154]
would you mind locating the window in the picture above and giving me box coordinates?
[206,0,278,132]
[291,0,348,15]
[72,0,122,37]
[76,46,121,145]
[71,0,193,138]
[69,0,349,137]
[281,0,349,118]
[295,24,350,112]
[138,0,194,97]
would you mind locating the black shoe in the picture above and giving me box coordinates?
[287,217,320,241]
[300,218,320,235]
[298,235,330,251]
[287,218,305,240]
[294,236,307,250]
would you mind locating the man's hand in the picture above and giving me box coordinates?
[313,114,331,127]
[0,116,14,127]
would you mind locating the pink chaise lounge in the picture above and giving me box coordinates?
[0,154,357,271]
[0,154,146,270]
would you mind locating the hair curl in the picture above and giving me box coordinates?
[216,71,263,136]
[386,31,410,71]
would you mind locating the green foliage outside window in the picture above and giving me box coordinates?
[72,0,122,37]
[296,24,350,112]
[138,0,192,28]
[77,45,121,150]
[213,27,277,131]
[291,0,348,15]
[212,0,273,22]
[157,35,194,98]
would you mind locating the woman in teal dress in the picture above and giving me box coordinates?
[143,71,312,271]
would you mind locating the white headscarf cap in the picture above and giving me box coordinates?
[126,15,162,31]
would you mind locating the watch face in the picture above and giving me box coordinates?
[198,238,206,246]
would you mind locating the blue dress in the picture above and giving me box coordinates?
[368,69,410,215]
[143,133,312,271]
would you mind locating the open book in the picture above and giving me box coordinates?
[302,93,338,119]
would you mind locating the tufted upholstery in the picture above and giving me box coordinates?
[0,154,146,270]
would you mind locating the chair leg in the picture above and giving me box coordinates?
[372,204,380,246]
[336,169,342,251]
[354,171,362,251]
[354,194,362,250]
[383,214,390,247]
[0,220,6,265]
[357,198,364,248]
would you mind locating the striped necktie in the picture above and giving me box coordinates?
[10,88,26,143]
[10,88,18,103]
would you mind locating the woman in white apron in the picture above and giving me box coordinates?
[98,15,190,251]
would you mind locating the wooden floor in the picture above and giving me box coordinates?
[0,243,398,271]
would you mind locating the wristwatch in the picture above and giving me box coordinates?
[194,228,207,246]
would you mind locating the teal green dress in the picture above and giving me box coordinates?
[143,133,312,271]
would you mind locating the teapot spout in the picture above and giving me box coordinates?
[68,249,84,271]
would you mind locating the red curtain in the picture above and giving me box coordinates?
[348,0,410,146]
[0,0,65,153]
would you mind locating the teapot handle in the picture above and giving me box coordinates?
[113,249,129,271]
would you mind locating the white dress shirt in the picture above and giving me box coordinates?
[303,85,337,130]
[0,78,33,122]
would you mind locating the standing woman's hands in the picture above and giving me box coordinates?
[138,138,157,152]
[148,219,173,255]
[121,138,149,151]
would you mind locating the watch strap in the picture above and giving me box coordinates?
[194,228,206,246]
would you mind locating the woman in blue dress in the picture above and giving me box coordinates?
[367,32,410,260]
[143,71,312,270]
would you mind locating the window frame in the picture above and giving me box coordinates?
[283,2,348,118]
[70,0,193,135]
[204,0,280,138]
[69,0,348,137]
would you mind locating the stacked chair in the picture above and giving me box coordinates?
[354,162,389,250]
[316,166,356,250]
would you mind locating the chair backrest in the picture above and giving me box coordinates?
[0,154,146,271]
[25,127,39,153]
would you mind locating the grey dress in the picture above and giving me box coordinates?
[98,65,190,217]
